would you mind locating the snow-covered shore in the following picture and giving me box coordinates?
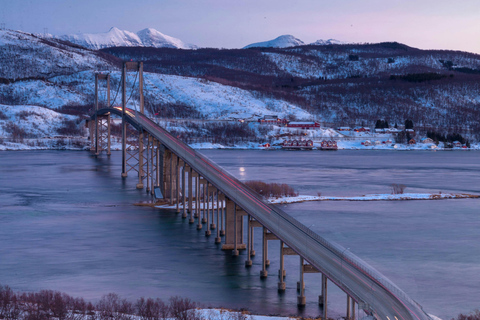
[268,193,480,204]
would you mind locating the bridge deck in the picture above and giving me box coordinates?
[97,107,430,320]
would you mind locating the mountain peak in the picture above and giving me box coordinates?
[244,35,305,49]
[58,27,196,50]
[310,39,344,46]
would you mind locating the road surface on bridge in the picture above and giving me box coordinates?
[98,107,431,320]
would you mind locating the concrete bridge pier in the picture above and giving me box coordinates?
[201,179,208,224]
[215,190,221,244]
[260,227,268,278]
[188,167,193,214]
[175,157,181,213]
[298,257,306,307]
[278,240,286,291]
[346,296,356,320]
[188,168,194,223]
[219,193,225,236]
[245,215,253,267]
[145,136,150,193]
[319,274,328,320]
[205,182,211,236]
[209,186,216,230]
[221,199,245,252]
[182,163,187,218]
[196,176,202,230]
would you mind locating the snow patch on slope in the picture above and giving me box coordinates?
[0,104,78,138]
[143,73,312,119]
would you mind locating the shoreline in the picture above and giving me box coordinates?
[268,193,480,204]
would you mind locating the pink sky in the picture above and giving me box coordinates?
[2,0,479,53]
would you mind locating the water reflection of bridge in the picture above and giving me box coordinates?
[88,62,431,320]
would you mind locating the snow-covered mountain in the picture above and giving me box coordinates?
[58,27,196,50]
[0,29,114,79]
[244,35,305,49]
[310,39,344,45]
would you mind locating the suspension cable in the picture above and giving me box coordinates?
[109,72,122,108]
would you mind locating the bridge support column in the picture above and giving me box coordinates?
[136,131,144,189]
[347,296,351,320]
[201,179,207,224]
[320,274,328,320]
[215,190,221,244]
[221,198,245,251]
[196,175,202,230]
[245,215,252,267]
[278,240,286,291]
[205,182,211,236]
[188,167,193,215]
[176,157,180,213]
[220,193,225,236]
[260,227,268,278]
[145,135,150,193]
[182,163,187,218]
[298,257,306,307]
[232,203,239,256]
[106,113,111,156]
[209,185,216,230]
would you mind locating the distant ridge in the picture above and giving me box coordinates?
[244,35,305,49]
[310,39,344,45]
[57,27,196,50]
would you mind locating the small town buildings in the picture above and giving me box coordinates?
[282,139,314,150]
[353,126,371,132]
[421,137,434,144]
[336,126,351,131]
[452,141,462,148]
[320,140,338,150]
[362,140,373,146]
[287,121,320,129]
[258,115,288,124]
[374,128,386,133]
[386,128,402,133]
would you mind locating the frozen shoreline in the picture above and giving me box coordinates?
[1,140,479,151]
[268,193,480,204]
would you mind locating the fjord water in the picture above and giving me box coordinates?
[0,150,479,319]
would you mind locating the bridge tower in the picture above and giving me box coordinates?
[121,61,145,188]
[90,73,111,155]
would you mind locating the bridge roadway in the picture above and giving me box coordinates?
[98,107,431,320]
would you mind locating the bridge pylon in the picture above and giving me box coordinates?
[91,73,111,155]
[121,61,144,178]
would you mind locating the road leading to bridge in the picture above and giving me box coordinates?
[98,107,431,320]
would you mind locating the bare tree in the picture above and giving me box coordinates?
[391,183,406,194]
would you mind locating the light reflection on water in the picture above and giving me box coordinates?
[0,150,479,320]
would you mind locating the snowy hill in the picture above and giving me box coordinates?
[0,30,115,79]
[58,27,196,50]
[244,35,305,49]
[310,39,344,45]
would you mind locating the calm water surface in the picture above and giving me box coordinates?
[0,150,479,319]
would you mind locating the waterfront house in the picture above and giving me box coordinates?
[421,137,434,144]
[287,121,320,129]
